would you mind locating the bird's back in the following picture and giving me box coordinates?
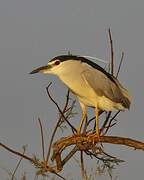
[81,62,131,110]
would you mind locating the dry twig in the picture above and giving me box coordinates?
[108,28,114,75]
[11,145,27,180]
[38,118,45,161]
[116,51,124,78]
[45,85,75,164]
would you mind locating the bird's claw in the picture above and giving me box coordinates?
[87,132,101,145]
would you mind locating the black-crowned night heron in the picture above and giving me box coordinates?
[30,55,131,140]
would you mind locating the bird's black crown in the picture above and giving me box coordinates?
[49,55,116,83]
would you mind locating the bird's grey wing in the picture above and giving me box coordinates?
[81,68,124,104]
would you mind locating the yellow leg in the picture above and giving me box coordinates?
[77,112,86,134]
[77,103,87,134]
[95,108,100,141]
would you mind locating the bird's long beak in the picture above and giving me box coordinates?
[29,64,51,74]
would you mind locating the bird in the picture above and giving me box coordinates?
[30,55,131,140]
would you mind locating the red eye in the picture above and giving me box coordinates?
[54,60,60,65]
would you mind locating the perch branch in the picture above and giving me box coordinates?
[1,134,144,177]
[49,134,144,171]
[52,134,144,159]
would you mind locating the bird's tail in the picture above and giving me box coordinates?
[112,76,132,109]
[120,86,132,109]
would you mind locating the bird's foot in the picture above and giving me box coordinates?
[74,128,81,136]
[87,133,95,145]
[96,127,101,142]
[74,128,86,137]
[88,132,101,145]
[95,132,103,147]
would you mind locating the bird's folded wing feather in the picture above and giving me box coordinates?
[81,68,124,104]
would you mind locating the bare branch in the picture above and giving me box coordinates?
[87,110,103,127]
[0,143,34,163]
[0,142,66,179]
[49,134,144,172]
[61,146,78,167]
[103,111,120,135]
[116,51,124,78]
[108,28,114,75]
[101,112,112,135]
[38,118,45,161]
[80,151,87,180]
[45,87,72,164]
[11,146,27,180]
[46,83,77,133]
[53,134,144,155]
[52,172,66,180]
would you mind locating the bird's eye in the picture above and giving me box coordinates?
[54,60,60,65]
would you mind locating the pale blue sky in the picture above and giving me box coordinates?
[0,0,144,179]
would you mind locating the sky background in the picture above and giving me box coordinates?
[0,0,144,179]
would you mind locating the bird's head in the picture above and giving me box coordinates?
[30,58,61,75]
[29,55,81,76]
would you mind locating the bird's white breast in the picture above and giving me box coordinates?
[53,60,99,106]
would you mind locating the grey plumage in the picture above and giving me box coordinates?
[82,68,130,109]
